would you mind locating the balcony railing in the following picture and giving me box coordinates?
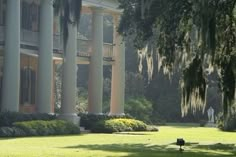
[103,43,113,58]
[21,29,38,46]
[77,38,114,58]
[21,29,61,51]
[77,38,92,57]
[0,26,114,59]
[0,26,61,50]
[53,33,61,50]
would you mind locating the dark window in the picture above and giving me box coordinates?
[20,67,36,105]
[21,1,39,31]
[0,0,6,26]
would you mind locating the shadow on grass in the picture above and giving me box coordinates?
[113,132,152,135]
[195,143,236,150]
[0,134,84,140]
[0,137,16,140]
[63,143,236,157]
[165,123,200,128]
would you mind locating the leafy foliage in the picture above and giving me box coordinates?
[125,97,153,123]
[91,118,148,133]
[79,113,132,130]
[0,127,26,137]
[217,112,236,131]
[53,0,82,47]
[13,120,80,136]
[0,112,56,127]
[118,0,236,117]
[0,120,80,137]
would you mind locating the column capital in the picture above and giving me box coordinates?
[112,12,122,18]
[90,6,104,14]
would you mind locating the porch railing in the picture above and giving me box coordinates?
[0,27,114,59]
[77,38,114,58]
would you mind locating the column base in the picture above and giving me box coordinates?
[58,113,80,125]
[108,113,125,116]
[87,112,104,115]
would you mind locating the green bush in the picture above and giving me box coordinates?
[0,127,26,137]
[217,113,236,131]
[6,120,80,137]
[125,97,153,123]
[91,118,148,133]
[0,127,16,137]
[0,112,56,127]
[79,113,132,130]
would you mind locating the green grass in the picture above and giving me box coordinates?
[0,125,235,157]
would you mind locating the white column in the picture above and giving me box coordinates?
[37,0,53,113]
[59,23,79,124]
[110,14,125,115]
[88,7,104,114]
[1,0,20,112]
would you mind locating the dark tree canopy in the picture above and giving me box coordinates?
[53,0,82,47]
[118,0,236,117]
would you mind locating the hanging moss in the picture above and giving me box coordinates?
[118,0,236,117]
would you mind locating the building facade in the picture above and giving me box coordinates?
[0,0,125,118]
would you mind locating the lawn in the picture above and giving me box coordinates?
[0,125,235,157]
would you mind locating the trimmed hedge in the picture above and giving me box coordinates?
[0,120,80,137]
[0,127,26,137]
[91,118,148,133]
[79,113,132,130]
[0,112,56,127]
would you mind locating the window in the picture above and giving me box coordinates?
[21,1,40,31]
[0,0,6,26]
[20,66,36,105]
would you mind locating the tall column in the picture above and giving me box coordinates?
[1,0,20,112]
[59,23,79,124]
[110,14,125,115]
[37,0,53,113]
[88,7,104,114]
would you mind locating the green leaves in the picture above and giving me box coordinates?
[119,0,236,117]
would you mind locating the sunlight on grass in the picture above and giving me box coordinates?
[0,125,235,157]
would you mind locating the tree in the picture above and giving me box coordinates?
[53,0,82,47]
[118,0,236,118]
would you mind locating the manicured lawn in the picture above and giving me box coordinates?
[0,125,235,157]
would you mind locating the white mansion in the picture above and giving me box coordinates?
[0,0,125,121]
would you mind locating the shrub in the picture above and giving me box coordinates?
[0,127,15,137]
[217,113,236,131]
[91,118,148,133]
[0,127,26,137]
[0,112,56,127]
[118,119,147,131]
[79,113,132,130]
[125,97,153,123]
[10,120,80,136]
